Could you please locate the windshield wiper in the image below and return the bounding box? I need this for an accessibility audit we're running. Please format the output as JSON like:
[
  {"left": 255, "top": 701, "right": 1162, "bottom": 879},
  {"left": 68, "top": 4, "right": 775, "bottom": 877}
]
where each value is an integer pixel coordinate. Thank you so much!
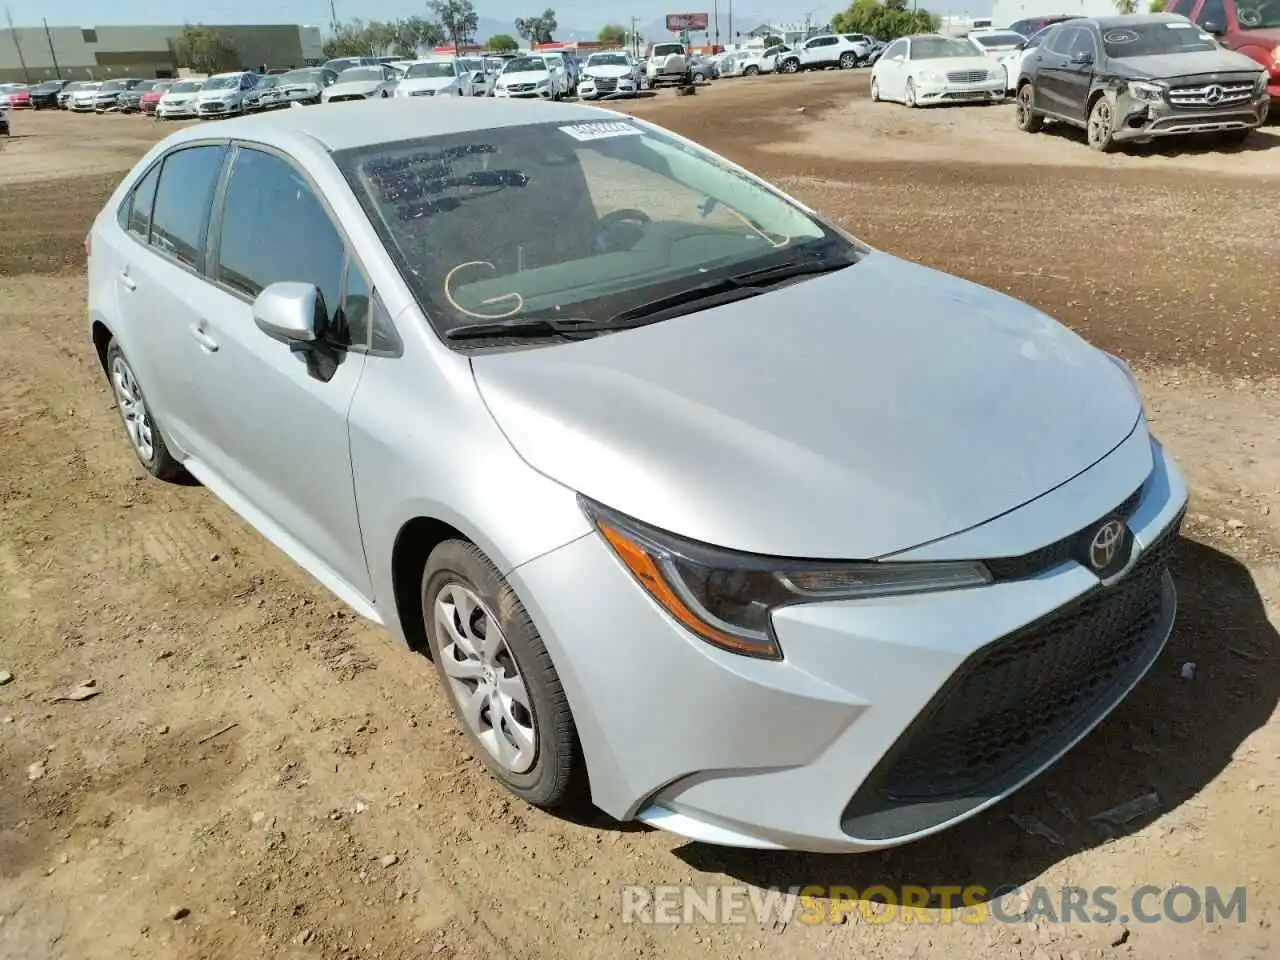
[{"left": 444, "top": 316, "right": 615, "bottom": 341}]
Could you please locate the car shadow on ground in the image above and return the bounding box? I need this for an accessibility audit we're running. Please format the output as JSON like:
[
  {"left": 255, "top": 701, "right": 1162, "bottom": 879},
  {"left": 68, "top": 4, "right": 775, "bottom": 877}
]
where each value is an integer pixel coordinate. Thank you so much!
[
  {"left": 663, "top": 537, "right": 1278, "bottom": 903},
  {"left": 1039, "top": 119, "right": 1278, "bottom": 155}
]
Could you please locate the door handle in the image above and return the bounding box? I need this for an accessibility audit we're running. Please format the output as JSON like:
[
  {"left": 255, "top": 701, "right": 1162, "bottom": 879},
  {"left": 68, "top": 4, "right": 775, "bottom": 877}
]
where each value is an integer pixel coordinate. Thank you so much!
[
  {"left": 120, "top": 271, "right": 137, "bottom": 291},
  {"left": 188, "top": 325, "right": 220, "bottom": 353}
]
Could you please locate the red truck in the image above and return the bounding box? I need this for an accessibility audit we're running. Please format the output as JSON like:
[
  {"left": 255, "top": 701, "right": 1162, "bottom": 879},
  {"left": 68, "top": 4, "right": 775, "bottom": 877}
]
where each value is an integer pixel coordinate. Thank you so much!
[{"left": 1164, "top": 0, "right": 1280, "bottom": 97}]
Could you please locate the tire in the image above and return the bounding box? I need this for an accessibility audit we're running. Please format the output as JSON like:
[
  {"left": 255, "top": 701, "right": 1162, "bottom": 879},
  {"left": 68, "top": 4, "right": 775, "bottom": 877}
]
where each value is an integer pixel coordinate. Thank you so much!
[
  {"left": 105, "top": 341, "right": 186, "bottom": 482},
  {"left": 904, "top": 79, "right": 918, "bottom": 108},
  {"left": 870, "top": 77, "right": 881, "bottom": 102},
  {"left": 743, "top": 65, "right": 760, "bottom": 76},
  {"left": 780, "top": 58, "right": 799, "bottom": 74},
  {"left": 692, "top": 72, "right": 708, "bottom": 85},
  {"left": 1087, "top": 95, "right": 1116, "bottom": 152},
  {"left": 422, "top": 540, "right": 587, "bottom": 809},
  {"left": 1015, "top": 83, "right": 1043, "bottom": 132},
  {"left": 839, "top": 52, "right": 857, "bottom": 69}
]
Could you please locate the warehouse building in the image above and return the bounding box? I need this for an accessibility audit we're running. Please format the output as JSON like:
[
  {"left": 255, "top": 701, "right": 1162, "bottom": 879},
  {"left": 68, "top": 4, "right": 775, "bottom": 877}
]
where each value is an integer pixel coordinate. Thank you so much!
[{"left": 0, "top": 23, "right": 323, "bottom": 83}]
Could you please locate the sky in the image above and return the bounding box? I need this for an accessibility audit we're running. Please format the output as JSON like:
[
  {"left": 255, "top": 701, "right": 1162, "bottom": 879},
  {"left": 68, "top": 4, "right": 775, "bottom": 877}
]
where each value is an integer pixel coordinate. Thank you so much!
[{"left": 16, "top": 0, "right": 995, "bottom": 34}]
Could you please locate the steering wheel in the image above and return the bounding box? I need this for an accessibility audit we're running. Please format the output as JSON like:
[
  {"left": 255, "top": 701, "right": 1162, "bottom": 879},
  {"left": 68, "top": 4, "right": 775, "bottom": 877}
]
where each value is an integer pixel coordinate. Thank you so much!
[{"left": 595, "top": 208, "right": 652, "bottom": 253}]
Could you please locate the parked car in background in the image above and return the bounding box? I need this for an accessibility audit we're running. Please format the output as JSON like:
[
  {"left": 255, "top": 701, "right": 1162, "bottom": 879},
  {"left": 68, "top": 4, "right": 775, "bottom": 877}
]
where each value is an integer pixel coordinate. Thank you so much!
[
  {"left": 1014, "top": 13, "right": 1270, "bottom": 150},
  {"left": 244, "top": 74, "right": 283, "bottom": 111},
  {"left": 1164, "top": 0, "right": 1280, "bottom": 99},
  {"left": 493, "top": 54, "right": 570, "bottom": 99},
  {"left": 729, "top": 44, "right": 792, "bottom": 75},
  {"left": 967, "top": 29, "right": 1028, "bottom": 59},
  {"left": 271, "top": 67, "right": 340, "bottom": 106},
  {"left": 321, "top": 56, "right": 380, "bottom": 74},
  {"left": 69, "top": 83, "right": 104, "bottom": 112},
  {"left": 871, "top": 33, "right": 1007, "bottom": 106},
  {"left": 58, "top": 81, "right": 88, "bottom": 108},
  {"left": 94, "top": 78, "right": 146, "bottom": 112},
  {"left": 193, "top": 71, "right": 259, "bottom": 118},
  {"left": 0, "top": 96, "right": 8, "bottom": 135},
  {"left": 139, "top": 80, "right": 174, "bottom": 114},
  {"left": 392, "top": 60, "right": 472, "bottom": 98},
  {"left": 578, "top": 50, "right": 641, "bottom": 98},
  {"left": 1008, "top": 13, "right": 1084, "bottom": 38},
  {"left": 539, "top": 50, "right": 581, "bottom": 94},
  {"left": 777, "top": 33, "right": 869, "bottom": 72},
  {"left": 645, "top": 41, "right": 692, "bottom": 86},
  {"left": 29, "top": 79, "right": 69, "bottom": 109},
  {"left": 689, "top": 54, "right": 718, "bottom": 83},
  {"left": 90, "top": 98, "right": 1189, "bottom": 855},
  {"left": 865, "top": 39, "right": 889, "bottom": 64},
  {"left": 118, "top": 79, "right": 166, "bottom": 114},
  {"left": 998, "top": 26, "right": 1052, "bottom": 93},
  {"left": 156, "top": 79, "right": 204, "bottom": 119},
  {"left": 322, "top": 65, "right": 399, "bottom": 103},
  {"left": 1, "top": 84, "right": 31, "bottom": 110},
  {"left": 456, "top": 57, "right": 496, "bottom": 96}
]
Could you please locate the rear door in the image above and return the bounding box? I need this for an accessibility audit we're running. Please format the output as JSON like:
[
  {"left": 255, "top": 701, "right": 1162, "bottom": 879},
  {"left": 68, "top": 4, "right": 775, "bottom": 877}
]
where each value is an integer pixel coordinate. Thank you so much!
[
  {"left": 801, "top": 36, "right": 839, "bottom": 67},
  {"left": 1059, "top": 26, "right": 1099, "bottom": 122},
  {"left": 185, "top": 143, "right": 372, "bottom": 597}
]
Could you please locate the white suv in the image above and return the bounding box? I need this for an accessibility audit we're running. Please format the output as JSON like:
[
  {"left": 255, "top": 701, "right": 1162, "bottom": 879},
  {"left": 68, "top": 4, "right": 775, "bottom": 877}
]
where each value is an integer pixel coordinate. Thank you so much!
[{"left": 777, "top": 34, "right": 870, "bottom": 73}]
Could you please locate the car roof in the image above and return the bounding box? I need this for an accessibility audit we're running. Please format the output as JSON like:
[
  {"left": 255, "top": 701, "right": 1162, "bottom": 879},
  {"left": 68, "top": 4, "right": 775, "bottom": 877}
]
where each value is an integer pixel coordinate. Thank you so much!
[
  {"left": 1089, "top": 13, "right": 1183, "bottom": 28},
  {"left": 161, "top": 96, "right": 623, "bottom": 152}
]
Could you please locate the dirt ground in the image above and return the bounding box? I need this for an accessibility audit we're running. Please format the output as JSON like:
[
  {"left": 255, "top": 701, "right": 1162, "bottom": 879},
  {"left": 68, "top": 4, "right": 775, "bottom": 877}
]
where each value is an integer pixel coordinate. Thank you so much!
[{"left": 1, "top": 73, "right": 1277, "bottom": 960}]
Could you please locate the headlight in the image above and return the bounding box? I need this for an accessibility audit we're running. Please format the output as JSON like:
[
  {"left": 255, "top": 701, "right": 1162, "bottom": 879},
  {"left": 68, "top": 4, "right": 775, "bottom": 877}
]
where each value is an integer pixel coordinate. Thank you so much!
[
  {"left": 918, "top": 70, "right": 944, "bottom": 83},
  {"left": 582, "top": 497, "right": 991, "bottom": 660},
  {"left": 1126, "top": 80, "right": 1164, "bottom": 102},
  {"left": 1272, "top": 45, "right": 1280, "bottom": 70},
  {"left": 1257, "top": 72, "right": 1269, "bottom": 94}
]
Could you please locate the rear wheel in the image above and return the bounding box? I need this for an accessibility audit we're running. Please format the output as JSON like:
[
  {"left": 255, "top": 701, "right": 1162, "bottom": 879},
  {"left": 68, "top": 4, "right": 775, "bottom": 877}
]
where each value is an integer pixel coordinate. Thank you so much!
[
  {"left": 780, "top": 58, "right": 799, "bottom": 74},
  {"left": 839, "top": 51, "right": 857, "bottom": 69},
  {"left": 1015, "top": 83, "right": 1043, "bottom": 132},
  {"left": 423, "top": 540, "right": 587, "bottom": 809},
  {"left": 105, "top": 341, "right": 185, "bottom": 482},
  {"left": 743, "top": 64, "right": 760, "bottom": 76}
]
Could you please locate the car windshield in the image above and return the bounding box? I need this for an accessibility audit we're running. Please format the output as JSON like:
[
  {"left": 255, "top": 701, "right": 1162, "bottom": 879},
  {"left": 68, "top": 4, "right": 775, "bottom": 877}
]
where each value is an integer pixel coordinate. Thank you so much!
[
  {"left": 1101, "top": 21, "right": 1219, "bottom": 57},
  {"left": 280, "top": 69, "right": 322, "bottom": 84},
  {"left": 459, "top": 58, "right": 483, "bottom": 71},
  {"left": 1236, "top": 1, "right": 1280, "bottom": 28},
  {"left": 588, "top": 53, "right": 629, "bottom": 67},
  {"left": 203, "top": 76, "right": 239, "bottom": 89},
  {"left": 910, "top": 37, "right": 976, "bottom": 59},
  {"left": 99, "top": 81, "right": 124, "bottom": 92},
  {"left": 653, "top": 44, "right": 684, "bottom": 56},
  {"left": 335, "top": 119, "right": 856, "bottom": 340},
  {"left": 169, "top": 80, "right": 202, "bottom": 93},
  {"left": 339, "top": 67, "right": 385, "bottom": 83},
  {"left": 972, "top": 32, "right": 1024, "bottom": 47},
  {"left": 407, "top": 61, "right": 457, "bottom": 78},
  {"left": 503, "top": 56, "right": 545, "bottom": 73},
  {"left": 257, "top": 76, "right": 281, "bottom": 88},
  {"left": 132, "top": 80, "right": 158, "bottom": 92}
]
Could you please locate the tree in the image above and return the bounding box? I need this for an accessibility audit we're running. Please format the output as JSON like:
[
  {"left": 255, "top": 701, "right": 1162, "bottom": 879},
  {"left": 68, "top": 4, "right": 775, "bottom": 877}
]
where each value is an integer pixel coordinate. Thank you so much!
[
  {"left": 487, "top": 33, "right": 520, "bottom": 52},
  {"left": 597, "top": 24, "right": 627, "bottom": 46},
  {"left": 1147, "top": 0, "right": 1166, "bottom": 9},
  {"left": 322, "top": 20, "right": 372, "bottom": 58},
  {"left": 831, "top": 0, "right": 938, "bottom": 40},
  {"left": 760, "top": 34, "right": 784, "bottom": 47},
  {"left": 364, "top": 21, "right": 398, "bottom": 56},
  {"left": 1113, "top": 0, "right": 1139, "bottom": 11},
  {"left": 396, "top": 16, "right": 446, "bottom": 56},
  {"left": 429, "top": 0, "right": 480, "bottom": 50},
  {"left": 515, "top": 9, "right": 558, "bottom": 44},
  {"left": 172, "top": 25, "right": 240, "bottom": 75}
]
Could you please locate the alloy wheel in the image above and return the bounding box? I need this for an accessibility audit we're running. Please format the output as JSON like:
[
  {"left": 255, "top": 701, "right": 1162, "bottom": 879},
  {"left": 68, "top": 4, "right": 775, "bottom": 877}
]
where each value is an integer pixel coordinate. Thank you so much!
[
  {"left": 434, "top": 583, "right": 537, "bottom": 774},
  {"left": 110, "top": 355, "right": 155, "bottom": 464},
  {"left": 1088, "top": 99, "right": 1113, "bottom": 149}
]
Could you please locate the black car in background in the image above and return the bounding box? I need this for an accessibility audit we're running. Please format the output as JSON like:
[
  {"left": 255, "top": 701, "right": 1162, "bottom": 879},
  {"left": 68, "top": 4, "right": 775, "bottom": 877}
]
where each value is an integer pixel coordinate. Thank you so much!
[
  {"left": 30, "top": 79, "right": 69, "bottom": 109},
  {"left": 244, "top": 74, "right": 285, "bottom": 111},
  {"left": 116, "top": 79, "right": 164, "bottom": 113},
  {"left": 1013, "top": 13, "right": 1270, "bottom": 151}
]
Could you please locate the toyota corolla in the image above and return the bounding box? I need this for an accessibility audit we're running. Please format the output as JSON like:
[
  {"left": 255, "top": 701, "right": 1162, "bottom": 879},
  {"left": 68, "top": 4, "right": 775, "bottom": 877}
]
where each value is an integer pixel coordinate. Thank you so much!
[{"left": 87, "top": 99, "right": 1188, "bottom": 853}]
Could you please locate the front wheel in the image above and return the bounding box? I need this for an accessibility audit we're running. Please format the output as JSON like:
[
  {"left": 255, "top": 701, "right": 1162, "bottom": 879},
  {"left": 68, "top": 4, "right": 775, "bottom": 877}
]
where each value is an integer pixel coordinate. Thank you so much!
[
  {"left": 1087, "top": 96, "right": 1116, "bottom": 152},
  {"left": 870, "top": 77, "right": 881, "bottom": 102},
  {"left": 1014, "top": 83, "right": 1043, "bottom": 132},
  {"left": 904, "top": 79, "right": 918, "bottom": 108},
  {"left": 780, "top": 58, "right": 799, "bottom": 74},
  {"left": 423, "top": 540, "right": 587, "bottom": 809}
]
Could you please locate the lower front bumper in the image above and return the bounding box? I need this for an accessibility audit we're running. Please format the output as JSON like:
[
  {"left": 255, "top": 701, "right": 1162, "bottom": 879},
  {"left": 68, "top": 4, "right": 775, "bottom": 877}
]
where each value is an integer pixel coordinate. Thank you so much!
[
  {"left": 916, "top": 80, "right": 1006, "bottom": 104},
  {"left": 508, "top": 435, "right": 1188, "bottom": 853},
  {"left": 1115, "top": 93, "right": 1269, "bottom": 140},
  {"left": 494, "top": 89, "right": 554, "bottom": 99}
]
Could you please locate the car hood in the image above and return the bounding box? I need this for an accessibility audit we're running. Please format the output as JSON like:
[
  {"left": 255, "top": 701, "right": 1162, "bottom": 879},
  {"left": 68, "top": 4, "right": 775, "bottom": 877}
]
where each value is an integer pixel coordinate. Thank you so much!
[
  {"left": 399, "top": 76, "right": 458, "bottom": 91},
  {"left": 326, "top": 80, "right": 382, "bottom": 96},
  {"left": 918, "top": 55, "right": 1001, "bottom": 72},
  {"left": 196, "top": 88, "right": 240, "bottom": 100},
  {"left": 161, "top": 93, "right": 198, "bottom": 103},
  {"left": 1120, "top": 49, "right": 1267, "bottom": 78},
  {"left": 471, "top": 252, "right": 1141, "bottom": 559},
  {"left": 500, "top": 70, "right": 551, "bottom": 83},
  {"left": 585, "top": 65, "right": 634, "bottom": 78}
]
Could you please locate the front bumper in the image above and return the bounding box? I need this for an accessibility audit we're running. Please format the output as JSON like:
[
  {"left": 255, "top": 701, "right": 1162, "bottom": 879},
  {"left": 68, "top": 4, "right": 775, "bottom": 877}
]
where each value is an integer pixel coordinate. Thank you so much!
[
  {"left": 915, "top": 77, "right": 1006, "bottom": 104},
  {"left": 156, "top": 103, "right": 197, "bottom": 118},
  {"left": 508, "top": 433, "right": 1188, "bottom": 853},
  {"left": 69, "top": 100, "right": 99, "bottom": 112},
  {"left": 494, "top": 86, "right": 554, "bottom": 99},
  {"left": 579, "top": 79, "right": 638, "bottom": 98},
  {"left": 196, "top": 101, "right": 242, "bottom": 117},
  {"left": 1114, "top": 90, "right": 1269, "bottom": 141}
]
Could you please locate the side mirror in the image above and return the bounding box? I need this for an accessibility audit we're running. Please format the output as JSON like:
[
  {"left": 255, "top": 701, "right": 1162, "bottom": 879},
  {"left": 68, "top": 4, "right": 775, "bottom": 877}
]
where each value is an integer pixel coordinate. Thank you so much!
[
  {"left": 1070, "top": 51, "right": 1094, "bottom": 66},
  {"left": 1201, "top": 20, "right": 1224, "bottom": 35},
  {"left": 254, "top": 282, "right": 323, "bottom": 344},
  {"left": 473, "top": 71, "right": 485, "bottom": 82}
]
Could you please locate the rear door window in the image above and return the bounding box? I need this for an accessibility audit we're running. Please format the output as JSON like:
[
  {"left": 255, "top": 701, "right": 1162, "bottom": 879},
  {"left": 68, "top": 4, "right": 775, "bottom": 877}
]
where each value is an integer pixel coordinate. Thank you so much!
[{"left": 148, "top": 144, "right": 227, "bottom": 268}]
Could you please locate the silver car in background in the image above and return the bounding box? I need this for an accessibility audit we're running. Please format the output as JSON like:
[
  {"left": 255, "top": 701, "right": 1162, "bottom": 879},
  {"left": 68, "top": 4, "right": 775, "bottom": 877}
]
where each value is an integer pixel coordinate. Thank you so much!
[
  {"left": 272, "top": 67, "right": 340, "bottom": 106},
  {"left": 322, "top": 64, "right": 400, "bottom": 104},
  {"left": 87, "top": 99, "right": 1187, "bottom": 854}
]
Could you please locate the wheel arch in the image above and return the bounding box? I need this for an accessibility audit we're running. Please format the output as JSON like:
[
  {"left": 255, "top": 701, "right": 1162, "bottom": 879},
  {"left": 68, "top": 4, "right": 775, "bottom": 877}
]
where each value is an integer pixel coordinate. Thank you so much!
[
  {"left": 1086, "top": 84, "right": 1112, "bottom": 116},
  {"left": 91, "top": 318, "right": 114, "bottom": 372},
  {"left": 390, "top": 515, "right": 474, "bottom": 656}
]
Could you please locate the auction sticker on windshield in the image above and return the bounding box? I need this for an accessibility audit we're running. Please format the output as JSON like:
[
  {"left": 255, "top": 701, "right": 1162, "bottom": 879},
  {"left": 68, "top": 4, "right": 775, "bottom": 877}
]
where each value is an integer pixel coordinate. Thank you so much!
[{"left": 559, "top": 121, "right": 644, "bottom": 141}]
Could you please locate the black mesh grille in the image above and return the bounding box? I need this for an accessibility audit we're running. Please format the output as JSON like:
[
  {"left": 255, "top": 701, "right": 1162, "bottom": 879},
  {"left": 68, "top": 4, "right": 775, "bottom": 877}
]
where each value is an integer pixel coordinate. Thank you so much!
[
  {"left": 986, "top": 485, "right": 1143, "bottom": 582},
  {"left": 844, "top": 514, "right": 1181, "bottom": 832}
]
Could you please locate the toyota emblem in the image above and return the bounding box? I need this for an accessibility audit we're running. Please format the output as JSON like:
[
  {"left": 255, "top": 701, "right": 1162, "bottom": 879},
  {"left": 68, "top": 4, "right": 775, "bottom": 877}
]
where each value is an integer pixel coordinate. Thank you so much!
[
  {"left": 1089, "top": 519, "right": 1126, "bottom": 571},
  {"left": 1204, "top": 84, "right": 1224, "bottom": 104}
]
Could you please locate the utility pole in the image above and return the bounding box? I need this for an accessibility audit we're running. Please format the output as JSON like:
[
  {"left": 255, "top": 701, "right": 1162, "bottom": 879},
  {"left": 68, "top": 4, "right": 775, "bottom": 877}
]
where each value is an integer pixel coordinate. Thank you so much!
[
  {"left": 42, "top": 18, "right": 61, "bottom": 78},
  {"left": 728, "top": 0, "right": 733, "bottom": 50},
  {"left": 713, "top": 0, "right": 719, "bottom": 47},
  {"left": 630, "top": 15, "right": 639, "bottom": 57},
  {"left": 328, "top": 0, "right": 339, "bottom": 34},
  {"left": 5, "top": 6, "right": 31, "bottom": 83}
]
